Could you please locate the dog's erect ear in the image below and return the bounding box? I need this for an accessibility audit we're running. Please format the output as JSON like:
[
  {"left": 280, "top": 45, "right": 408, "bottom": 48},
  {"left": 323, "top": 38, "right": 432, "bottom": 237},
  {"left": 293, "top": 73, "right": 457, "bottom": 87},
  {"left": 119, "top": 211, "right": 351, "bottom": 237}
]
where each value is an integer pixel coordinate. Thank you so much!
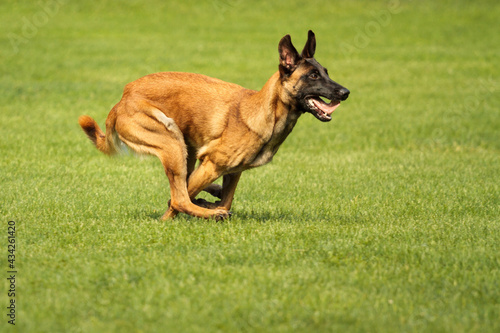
[
  {"left": 278, "top": 34, "right": 301, "bottom": 76},
  {"left": 301, "top": 30, "right": 316, "bottom": 59}
]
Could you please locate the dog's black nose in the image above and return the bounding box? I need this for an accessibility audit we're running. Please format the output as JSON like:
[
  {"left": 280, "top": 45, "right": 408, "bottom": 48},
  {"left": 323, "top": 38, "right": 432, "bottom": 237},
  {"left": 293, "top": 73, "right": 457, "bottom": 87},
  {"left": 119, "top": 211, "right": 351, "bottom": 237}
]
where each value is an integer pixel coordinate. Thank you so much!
[{"left": 338, "top": 87, "right": 350, "bottom": 101}]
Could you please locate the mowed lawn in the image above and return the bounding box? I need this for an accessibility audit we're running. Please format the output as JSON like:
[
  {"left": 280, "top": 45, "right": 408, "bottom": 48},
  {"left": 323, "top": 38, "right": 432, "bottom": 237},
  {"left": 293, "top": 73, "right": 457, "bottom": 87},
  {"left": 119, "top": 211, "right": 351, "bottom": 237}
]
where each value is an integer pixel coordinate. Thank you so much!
[{"left": 1, "top": 0, "right": 499, "bottom": 332}]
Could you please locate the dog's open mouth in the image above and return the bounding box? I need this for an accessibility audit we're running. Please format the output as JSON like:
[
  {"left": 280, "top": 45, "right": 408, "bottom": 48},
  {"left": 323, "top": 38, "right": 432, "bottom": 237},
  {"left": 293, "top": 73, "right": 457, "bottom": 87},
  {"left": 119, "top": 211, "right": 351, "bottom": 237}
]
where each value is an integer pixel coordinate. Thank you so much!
[{"left": 306, "top": 96, "right": 341, "bottom": 122}]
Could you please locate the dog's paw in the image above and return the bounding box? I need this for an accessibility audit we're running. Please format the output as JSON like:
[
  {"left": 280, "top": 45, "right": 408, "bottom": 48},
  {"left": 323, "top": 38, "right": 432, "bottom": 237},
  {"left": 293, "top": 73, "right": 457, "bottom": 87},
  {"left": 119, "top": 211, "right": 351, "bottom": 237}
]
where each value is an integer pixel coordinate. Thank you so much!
[{"left": 214, "top": 209, "right": 232, "bottom": 221}]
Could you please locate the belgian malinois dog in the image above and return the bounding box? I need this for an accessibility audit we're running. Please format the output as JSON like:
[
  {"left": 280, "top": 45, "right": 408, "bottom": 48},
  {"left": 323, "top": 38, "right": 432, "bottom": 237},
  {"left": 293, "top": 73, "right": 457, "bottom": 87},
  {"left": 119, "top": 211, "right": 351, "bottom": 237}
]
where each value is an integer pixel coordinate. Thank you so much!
[{"left": 79, "top": 30, "right": 349, "bottom": 220}]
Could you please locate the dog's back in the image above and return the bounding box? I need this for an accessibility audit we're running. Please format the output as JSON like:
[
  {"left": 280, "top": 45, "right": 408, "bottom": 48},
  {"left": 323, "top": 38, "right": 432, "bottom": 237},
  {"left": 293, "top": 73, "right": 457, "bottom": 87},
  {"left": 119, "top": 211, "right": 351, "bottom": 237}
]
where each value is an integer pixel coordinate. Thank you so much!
[{"left": 118, "top": 72, "right": 256, "bottom": 144}]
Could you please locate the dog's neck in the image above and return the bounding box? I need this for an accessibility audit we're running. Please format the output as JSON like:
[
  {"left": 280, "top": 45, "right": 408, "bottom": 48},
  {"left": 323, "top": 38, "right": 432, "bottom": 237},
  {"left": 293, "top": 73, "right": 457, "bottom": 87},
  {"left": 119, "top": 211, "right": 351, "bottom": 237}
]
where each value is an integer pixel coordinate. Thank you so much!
[
  {"left": 238, "top": 72, "right": 301, "bottom": 168},
  {"left": 240, "top": 72, "right": 301, "bottom": 142}
]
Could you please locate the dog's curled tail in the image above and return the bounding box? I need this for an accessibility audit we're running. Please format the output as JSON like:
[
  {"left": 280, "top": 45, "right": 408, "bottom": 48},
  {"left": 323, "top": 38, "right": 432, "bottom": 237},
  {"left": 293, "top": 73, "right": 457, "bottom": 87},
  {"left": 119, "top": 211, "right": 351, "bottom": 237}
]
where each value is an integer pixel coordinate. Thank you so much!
[{"left": 78, "top": 112, "right": 118, "bottom": 155}]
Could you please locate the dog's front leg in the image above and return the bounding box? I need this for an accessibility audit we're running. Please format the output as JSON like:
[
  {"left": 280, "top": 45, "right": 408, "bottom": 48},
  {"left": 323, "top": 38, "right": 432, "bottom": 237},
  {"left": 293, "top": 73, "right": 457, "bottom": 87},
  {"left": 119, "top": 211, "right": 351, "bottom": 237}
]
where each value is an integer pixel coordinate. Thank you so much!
[
  {"left": 203, "top": 183, "right": 223, "bottom": 199},
  {"left": 183, "top": 158, "right": 232, "bottom": 220},
  {"left": 187, "top": 158, "right": 223, "bottom": 199},
  {"left": 192, "top": 172, "right": 241, "bottom": 211},
  {"left": 160, "top": 157, "right": 229, "bottom": 221},
  {"left": 219, "top": 172, "right": 241, "bottom": 210}
]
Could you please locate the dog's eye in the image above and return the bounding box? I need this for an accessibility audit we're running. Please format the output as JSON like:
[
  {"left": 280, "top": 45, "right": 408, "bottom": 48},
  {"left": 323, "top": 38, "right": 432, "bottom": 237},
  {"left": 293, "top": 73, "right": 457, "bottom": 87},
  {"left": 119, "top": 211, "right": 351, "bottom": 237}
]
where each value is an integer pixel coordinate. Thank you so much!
[{"left": 309, "top": 72, "right": 320, "bottom": 80}]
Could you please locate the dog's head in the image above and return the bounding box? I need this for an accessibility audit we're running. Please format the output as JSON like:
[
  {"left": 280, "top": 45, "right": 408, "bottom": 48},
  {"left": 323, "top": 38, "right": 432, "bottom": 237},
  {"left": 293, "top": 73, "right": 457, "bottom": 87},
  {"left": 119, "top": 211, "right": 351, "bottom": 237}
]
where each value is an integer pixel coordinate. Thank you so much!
[{"left": 278, "top": 30, "right": 349, "bottom": 122}]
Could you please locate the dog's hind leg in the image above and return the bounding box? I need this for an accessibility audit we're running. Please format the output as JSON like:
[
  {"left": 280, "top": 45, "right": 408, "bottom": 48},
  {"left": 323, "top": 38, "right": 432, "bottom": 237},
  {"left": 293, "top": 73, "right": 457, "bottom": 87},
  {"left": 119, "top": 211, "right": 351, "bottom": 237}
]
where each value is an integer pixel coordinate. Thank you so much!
[{"left": 114, "top": 104, "right": 229, "bottom": 220}]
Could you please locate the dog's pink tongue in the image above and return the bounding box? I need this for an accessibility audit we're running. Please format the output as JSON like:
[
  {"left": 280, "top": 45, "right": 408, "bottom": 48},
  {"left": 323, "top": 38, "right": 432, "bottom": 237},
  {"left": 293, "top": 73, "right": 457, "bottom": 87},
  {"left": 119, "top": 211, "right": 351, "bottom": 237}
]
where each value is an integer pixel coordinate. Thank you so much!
[{"left": 312, "top": 99, "right": 340, "bottom": 115}]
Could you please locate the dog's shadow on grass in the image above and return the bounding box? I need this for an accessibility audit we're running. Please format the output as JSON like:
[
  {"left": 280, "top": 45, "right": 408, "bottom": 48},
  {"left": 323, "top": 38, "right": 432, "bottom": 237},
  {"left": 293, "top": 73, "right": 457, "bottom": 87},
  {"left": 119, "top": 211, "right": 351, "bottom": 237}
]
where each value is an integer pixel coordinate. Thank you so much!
[
  {"left": 139, "top": 209, "right": 288, "bottom": 223},
  {"left": 233, "top": 210, "right": 371, "bottom": 225},
  {"left": 140, "top": 208, "right": 370, "bottom": 225}
]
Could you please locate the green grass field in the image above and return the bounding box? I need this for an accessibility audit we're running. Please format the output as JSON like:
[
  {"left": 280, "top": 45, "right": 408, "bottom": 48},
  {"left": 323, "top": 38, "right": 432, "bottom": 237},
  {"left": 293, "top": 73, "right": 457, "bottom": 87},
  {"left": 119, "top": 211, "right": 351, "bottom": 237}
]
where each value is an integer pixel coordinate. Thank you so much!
[{"left": 1, "top": 0, "right": 499, "bottom": 332}]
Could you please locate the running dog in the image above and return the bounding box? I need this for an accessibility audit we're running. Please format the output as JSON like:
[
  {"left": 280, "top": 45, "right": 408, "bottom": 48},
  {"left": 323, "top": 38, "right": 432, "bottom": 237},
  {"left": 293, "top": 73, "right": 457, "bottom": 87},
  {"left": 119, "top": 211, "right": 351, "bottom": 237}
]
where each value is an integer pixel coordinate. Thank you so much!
[{"left": 78, "top": 30, "right": 350, "bottom": 220}]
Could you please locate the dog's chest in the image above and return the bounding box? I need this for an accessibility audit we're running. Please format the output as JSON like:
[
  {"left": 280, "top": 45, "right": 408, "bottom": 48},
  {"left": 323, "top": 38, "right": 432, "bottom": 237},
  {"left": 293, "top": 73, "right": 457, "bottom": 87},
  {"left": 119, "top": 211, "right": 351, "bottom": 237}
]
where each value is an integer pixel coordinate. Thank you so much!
[{"left": 249, "top": 112, "right": 299, "bottom": 168}]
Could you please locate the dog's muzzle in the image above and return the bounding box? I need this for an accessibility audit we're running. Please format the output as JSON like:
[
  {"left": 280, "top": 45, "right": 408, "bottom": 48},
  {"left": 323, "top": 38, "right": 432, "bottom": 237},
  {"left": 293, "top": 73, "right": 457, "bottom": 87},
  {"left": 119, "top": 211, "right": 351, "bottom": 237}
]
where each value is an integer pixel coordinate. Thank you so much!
[{"left": 305, "top": 88, "right": 349, "bottom": 122}]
